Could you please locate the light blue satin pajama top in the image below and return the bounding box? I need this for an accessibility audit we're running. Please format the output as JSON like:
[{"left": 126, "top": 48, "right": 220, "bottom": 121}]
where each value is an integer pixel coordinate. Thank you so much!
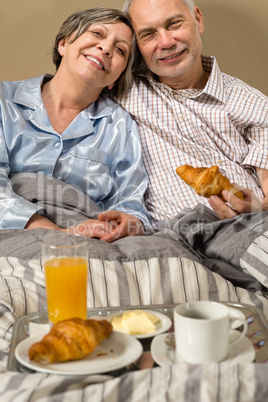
[{"left": 0, "top": 75, "right": 151, "bottom": 229}]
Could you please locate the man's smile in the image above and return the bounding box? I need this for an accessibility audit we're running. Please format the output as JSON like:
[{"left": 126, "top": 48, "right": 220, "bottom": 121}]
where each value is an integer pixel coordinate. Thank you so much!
[{"left": 159, "top": 49, "right": 185, "bottom": 61}]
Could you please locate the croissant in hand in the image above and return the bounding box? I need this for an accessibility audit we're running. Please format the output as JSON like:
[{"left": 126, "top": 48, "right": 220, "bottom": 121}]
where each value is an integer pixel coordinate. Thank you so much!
[
  {"left": 176, "top": 165, "right": 244, "bottom": 200},
  {"left": 28, "top": 317, "right": 113, "bottom": 364}
]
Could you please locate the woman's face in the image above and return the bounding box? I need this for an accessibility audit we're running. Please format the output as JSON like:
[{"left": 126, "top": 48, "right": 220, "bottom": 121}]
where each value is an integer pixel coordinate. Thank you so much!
[{"left": 58, "top": 21, "right": 133, "bottom": 91}]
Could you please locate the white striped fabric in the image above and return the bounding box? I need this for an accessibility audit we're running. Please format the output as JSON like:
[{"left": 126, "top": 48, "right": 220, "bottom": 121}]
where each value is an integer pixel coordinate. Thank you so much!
[
  {"left": 241, "top": 231, "right": 268, "bottom": 287},
  {"left": 0, "top": 360, "right": 266, "bottom": 401}
]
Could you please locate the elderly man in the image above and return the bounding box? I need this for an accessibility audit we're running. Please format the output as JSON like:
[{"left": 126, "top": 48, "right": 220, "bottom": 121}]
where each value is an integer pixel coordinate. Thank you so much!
[{"left": 120, "top": 0, "right": 268, "bottom": 225}]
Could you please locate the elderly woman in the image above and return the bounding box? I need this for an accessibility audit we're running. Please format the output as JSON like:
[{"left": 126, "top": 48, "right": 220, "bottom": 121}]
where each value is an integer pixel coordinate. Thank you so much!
[{"left": 0, "top": 8, "right": 150, "bottom": 242}]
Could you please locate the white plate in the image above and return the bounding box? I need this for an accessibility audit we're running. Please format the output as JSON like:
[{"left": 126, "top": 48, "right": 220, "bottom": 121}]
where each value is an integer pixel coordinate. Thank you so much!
[
  {"left": 15, "top": 331, "right": 143, "bottom": 375},
  {"left": 151, "top": 330, "right": 255, "bottom": 366},
  {"left": 103, "top": 310, "right": 172, "bottom": 339}
]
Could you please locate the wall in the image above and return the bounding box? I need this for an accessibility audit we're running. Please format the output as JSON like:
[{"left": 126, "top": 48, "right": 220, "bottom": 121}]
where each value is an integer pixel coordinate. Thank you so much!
[
  {"left": 0, "top": 0, "right": 125, "bottom": 80},
  {"left": 0, "top": 0, "right": 267, "bottom": 95},
  {"left": 197, "top": 0, "right": 268, "bottom": 95}
]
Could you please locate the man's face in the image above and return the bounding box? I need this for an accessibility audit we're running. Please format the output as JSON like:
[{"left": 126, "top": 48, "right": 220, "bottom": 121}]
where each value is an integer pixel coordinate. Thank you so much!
[{"left": 129, "top": 0, "right": 204, "bottom": 88}]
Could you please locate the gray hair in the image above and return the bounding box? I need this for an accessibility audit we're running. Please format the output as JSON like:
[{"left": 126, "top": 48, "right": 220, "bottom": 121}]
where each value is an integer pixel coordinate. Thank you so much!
[
  {"left": 122, "top": 0, "right": 196, "bottom": 76},
  {"left": 122, "top": 0, "right": 195, "bottom": 14},
  {"left": 53, "top": 8, "right": 135, "bottom": 97}
]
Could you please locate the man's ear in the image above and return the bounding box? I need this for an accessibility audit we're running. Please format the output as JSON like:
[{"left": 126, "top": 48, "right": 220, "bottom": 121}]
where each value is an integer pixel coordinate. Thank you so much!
[{"left": 194, "top": 7, "right": 205, "bottom": 34}]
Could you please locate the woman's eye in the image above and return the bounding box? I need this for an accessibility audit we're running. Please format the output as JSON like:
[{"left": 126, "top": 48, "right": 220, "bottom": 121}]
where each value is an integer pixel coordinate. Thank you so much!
[
  {"left": 116, "top": 47, "right": 125, "bottom": 56},
  {"left": 92, "top": 31, "right": 103, "bottom": 37}
]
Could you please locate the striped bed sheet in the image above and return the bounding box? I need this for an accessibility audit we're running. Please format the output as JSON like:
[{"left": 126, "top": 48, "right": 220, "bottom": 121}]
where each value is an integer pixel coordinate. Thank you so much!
[
  {"left": 0, "top": 174, "right": 267, "bottom": 400},
  {"left": 0, "top": 248, "right": 268, "bottom": 401}
]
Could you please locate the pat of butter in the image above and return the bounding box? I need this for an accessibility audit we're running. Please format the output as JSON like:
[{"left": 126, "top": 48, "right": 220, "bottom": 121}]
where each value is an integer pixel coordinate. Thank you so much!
[
  {"left": 111, "top": 316, "right": 125, "bottom": 330},
  {"left": 111, "top": 310, "right": 160, "bottom": 335},
  {"left": 124, "top": 310, "right": 160, "bottom": 324},
  {"left": 122, "top": 313, "right": 155, "bottom": 334}
]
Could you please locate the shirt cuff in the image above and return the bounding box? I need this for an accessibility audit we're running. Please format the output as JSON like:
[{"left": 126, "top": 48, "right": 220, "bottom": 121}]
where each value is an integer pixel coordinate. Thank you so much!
[{"left": 0, "top": 201, "right": 45, "bottom": 229}]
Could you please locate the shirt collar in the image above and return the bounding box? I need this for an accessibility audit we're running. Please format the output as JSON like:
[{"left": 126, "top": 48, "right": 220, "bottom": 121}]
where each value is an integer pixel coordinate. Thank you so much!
[
  {"left": 200, "top": 56, "right": 226, "bottom": 103},
  {"left": 86, "top": 95, "right": 113, "bottom": 119},
  {"left": 13, "top": 74, "right": 52, "bottom": 109},
  {"left": 139, "top": 56, "right": 226, "bottom": 103},
  {"left": 13, "top": 74, "right": 113, "bottom": 119}
]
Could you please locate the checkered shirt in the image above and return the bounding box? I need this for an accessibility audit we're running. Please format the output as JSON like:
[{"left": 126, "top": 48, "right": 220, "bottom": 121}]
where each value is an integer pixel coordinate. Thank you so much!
[{"left": 118, "top": 56, "right": 268, "bottom": 224}]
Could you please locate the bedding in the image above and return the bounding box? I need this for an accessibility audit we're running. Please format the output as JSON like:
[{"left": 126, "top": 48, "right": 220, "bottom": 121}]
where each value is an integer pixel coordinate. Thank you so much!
[{"left": 0, "top": 173, "right": 268, "bottom": 401}]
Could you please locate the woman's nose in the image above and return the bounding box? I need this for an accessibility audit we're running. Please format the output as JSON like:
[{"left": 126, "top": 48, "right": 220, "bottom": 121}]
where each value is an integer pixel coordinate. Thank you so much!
[{"left": 97, "top": 42, "right": 112, "bottom": 56}]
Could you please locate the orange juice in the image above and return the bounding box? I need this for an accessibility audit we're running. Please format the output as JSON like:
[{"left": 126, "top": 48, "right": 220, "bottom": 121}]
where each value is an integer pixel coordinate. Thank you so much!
[{"left": 44, "top": 256, "right": 88, "bottom": 324}]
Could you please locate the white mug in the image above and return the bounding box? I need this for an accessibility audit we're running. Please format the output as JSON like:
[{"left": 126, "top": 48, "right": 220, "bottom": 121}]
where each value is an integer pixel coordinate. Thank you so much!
[{"left": 174, "top": 301, "right": 248, "bottom": 363}]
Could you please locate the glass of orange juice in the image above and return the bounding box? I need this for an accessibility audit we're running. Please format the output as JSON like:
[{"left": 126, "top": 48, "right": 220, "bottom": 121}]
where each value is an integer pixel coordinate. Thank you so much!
[{"left": 42, "top": 233, "right": 88, "bottom": 325}]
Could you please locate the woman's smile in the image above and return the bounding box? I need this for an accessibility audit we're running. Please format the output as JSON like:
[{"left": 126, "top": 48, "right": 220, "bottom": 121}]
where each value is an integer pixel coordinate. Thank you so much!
[{"left": 84, "top": 54, "right": 105, "bottom": 71}]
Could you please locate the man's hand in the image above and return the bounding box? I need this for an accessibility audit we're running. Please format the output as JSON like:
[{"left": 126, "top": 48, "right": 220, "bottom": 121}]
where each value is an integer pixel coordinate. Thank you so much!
[
  {"left": 25, "top": 211, "right": 144, "bottom": 242},
  {"left": 97, "top": 210, "right": 144, "bottom": 242},
  {"left": 209, "top": 186, "right": 267, "bottom": 220},
  {"left": 25, "top": 214, "right": 118, "bottom": 239},
  {"left": 65, "top": 219, "right": 118, "bottom": 239}
]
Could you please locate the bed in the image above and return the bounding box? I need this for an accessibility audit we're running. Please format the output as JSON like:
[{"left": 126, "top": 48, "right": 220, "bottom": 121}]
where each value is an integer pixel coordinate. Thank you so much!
[{"left": 1, "top": 173, "right": 268, "bottom": 401}]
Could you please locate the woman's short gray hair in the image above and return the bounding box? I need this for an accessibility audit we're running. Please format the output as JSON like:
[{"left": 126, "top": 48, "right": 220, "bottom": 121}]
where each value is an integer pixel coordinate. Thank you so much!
[
  {"left": 53, "top": 8, "right": 135, "bottom": 97},
  {"left": 122, "top": 0, "right": 195, "bottom": 15}
]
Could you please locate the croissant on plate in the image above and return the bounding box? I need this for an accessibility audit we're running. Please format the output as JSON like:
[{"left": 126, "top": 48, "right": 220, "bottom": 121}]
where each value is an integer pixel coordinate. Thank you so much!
[
  {"left": 176, "top": 164, "right": 244, "bottom": 200},
  {"left": 28, "top": 317, "right": 113, "bottom": 364}
]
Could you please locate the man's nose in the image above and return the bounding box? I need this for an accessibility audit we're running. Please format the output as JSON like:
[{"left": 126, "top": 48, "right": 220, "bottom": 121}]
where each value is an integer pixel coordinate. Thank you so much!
[{"left": 158, "top": 30, "right": 175, "bottom": 49}]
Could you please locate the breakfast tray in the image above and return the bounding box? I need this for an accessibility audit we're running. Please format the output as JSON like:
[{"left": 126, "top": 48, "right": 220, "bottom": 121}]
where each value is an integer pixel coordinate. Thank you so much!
[{"left": 7, "top": 302, "right": 268, "bottom": 373}]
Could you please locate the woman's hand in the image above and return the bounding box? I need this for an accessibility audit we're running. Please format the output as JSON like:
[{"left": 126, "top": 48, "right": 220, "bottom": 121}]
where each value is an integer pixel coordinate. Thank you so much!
[
  {"left": 64, "top": 219, "right": 118, "bottom": 239},
  {"left": 209, "top": 185, "right": 267, "bottom": 220},
  {"left": 25, "top": 211, "right": 143, "bottom": 242},
  {"left": 97, "top": 210, "right": 144, "bottom": 242},
  {"left": 25, "top": 214, "right": 118, "bottom": 239}
]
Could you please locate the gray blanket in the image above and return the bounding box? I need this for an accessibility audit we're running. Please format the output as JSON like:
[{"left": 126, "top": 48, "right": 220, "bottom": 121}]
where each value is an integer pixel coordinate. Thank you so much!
[{"left": 6, "top": 173, "right": 268, "bottom": 294}]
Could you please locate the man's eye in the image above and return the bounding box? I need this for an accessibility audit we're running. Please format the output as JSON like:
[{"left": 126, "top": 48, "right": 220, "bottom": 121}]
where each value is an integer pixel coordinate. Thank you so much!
[
  {"left": 168, "top": 20, "right": 182, "bottom": 28},
  {"left": 140, "top": 32, "right": 153, "bottom": 40}
]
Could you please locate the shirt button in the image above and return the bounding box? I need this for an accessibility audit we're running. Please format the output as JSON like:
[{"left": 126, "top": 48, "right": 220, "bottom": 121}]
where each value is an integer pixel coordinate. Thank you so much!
[
  {"left": 54, "top": 142, "right": 60, "bottom": 149},
  {"left": 179, "top": 114, "right": 185, "bottom": 120},
  {"left": 217, "top": 160, "right": 223, "bottom": 165}
]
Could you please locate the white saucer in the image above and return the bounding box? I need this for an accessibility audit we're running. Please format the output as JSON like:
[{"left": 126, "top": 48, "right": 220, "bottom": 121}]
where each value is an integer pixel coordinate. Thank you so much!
[{"left": 151, "top": 330, "right": 255, "bottom": 366}]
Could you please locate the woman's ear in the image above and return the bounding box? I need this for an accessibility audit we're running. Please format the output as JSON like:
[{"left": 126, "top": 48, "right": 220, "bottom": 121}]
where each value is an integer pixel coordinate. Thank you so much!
[
  {"left": 58, "top": 39, "right": 67, "bottom": 57},
  {"left": 107, "top": 80, "right": 117, "bottom": 91}
]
